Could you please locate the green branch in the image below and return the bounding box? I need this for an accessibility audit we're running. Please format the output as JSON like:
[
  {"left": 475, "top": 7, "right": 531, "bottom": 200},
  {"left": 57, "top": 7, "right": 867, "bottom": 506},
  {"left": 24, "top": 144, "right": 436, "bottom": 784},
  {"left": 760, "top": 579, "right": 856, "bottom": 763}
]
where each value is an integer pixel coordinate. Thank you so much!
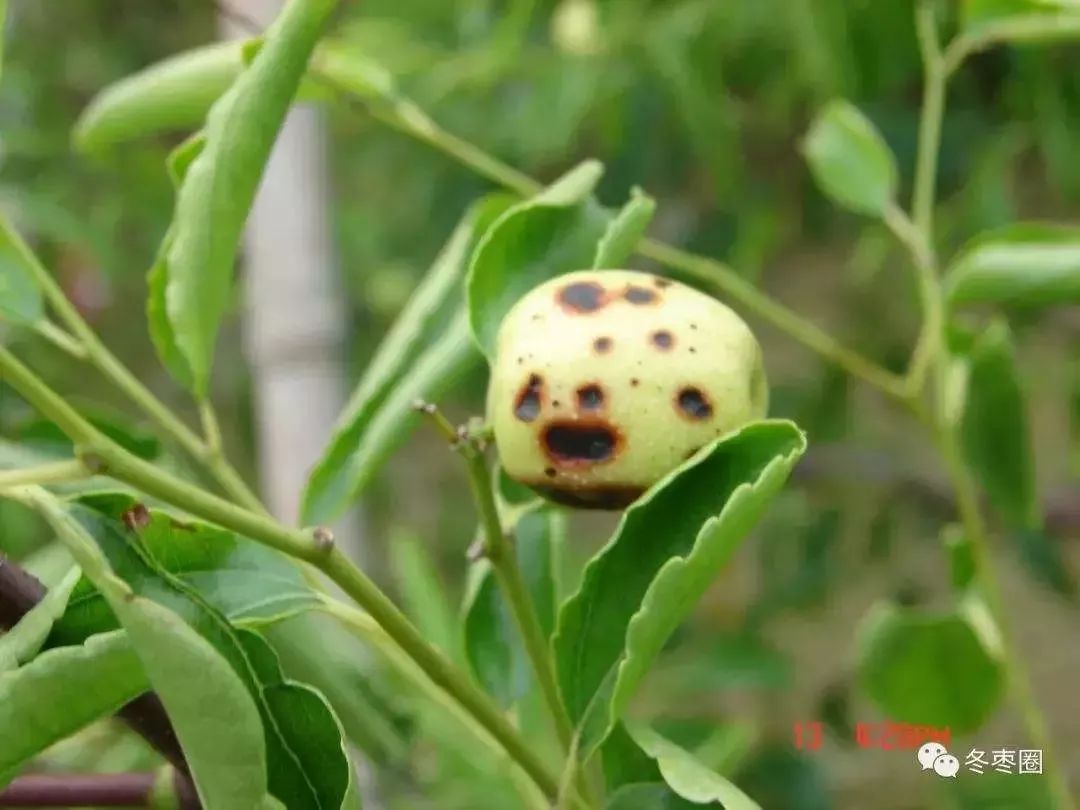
[
  {"left": 0, "top": 216, "right": 265, "bottom": 514},
  {"left": 0, "top": 460, "right": 88, "bottom": 490},
  {"left": 416, "top": 402, "right": 575, "bottom": 751},
  {"left": 312, "top": 66, "right": 907, "bottom": 402},
  {"left": 0, "top": 345, "right": 561, "bottom": 801}
]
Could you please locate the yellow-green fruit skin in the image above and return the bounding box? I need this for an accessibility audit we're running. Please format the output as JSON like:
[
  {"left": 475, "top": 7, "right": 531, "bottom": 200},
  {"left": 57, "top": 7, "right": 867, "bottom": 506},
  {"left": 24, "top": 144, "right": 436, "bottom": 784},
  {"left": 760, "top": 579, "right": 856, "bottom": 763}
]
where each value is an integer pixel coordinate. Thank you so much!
[{"left": 488, "top": 269, "right": 767, "bottom": 509}]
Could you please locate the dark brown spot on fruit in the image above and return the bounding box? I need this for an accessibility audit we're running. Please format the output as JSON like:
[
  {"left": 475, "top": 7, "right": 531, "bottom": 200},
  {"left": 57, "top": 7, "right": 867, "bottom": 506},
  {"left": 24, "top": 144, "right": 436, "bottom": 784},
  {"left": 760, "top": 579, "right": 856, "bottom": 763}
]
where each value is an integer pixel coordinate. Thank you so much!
[
  {"left": 541, "top": 420, "right": 620, "bottom": 466},
  {"left": 528, "top": 482, "right": 645, "bottom": 510},
  {"left": 689, "top": 347, "right": 697, "bottom": 353},
  {"left": 624, "top": 285, "right": 657, "bottom": 304},
  {"left": 676, "top": 387, "right": 712, "bottom": 420},
  {"left": 558, "top": 281, "right": 605, "bottom": 313},
  {"left": 577, "top": 384, "right": 604, "bottom": 411},
  {"left": 552, "top": 399, "right": 561, "bottom": 407},
  {"left": 630, "top": 378, "right": 639, "bottom": 387},
  {"left": 653, "top": 276, "right": 672, "bottom": 289},
  {"left": 684, "top": 445, "right": 704, "bottom": 460},
  {"left": 544, "top": 466, "right": 557, "bottom": 478},
  {"left": 594, "top": 336, "right": 612, "bottom": 353},
  {"left": 651, "top": 330, "right": 674, "bottom": 350},
  {"left": 514, "top": 374, "right": 543, "bottom": 422}
]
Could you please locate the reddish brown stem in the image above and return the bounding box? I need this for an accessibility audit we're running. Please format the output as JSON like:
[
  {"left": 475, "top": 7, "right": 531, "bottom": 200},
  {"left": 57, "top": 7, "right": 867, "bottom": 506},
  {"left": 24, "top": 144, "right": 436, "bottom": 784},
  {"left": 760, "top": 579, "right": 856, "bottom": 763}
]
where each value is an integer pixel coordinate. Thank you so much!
[{"left": 0, "top": 772, "right": 198, "bottom": 808}]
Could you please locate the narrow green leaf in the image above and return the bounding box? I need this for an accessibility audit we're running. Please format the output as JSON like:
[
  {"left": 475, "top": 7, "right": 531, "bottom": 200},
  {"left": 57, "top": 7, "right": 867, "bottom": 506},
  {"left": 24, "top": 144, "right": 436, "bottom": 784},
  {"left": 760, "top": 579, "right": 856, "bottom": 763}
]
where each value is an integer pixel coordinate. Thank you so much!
[
  {"left": 945, "top": 223, "right": 1080, "bottom": 308},
  {"left": 304, "top": 309, "right": 480, "bottom": 524},
  {"left": 463, "top": 508, "right": 557, "bottom": 707},
  {"left": 0, "top": 215, "right": 46, "bottom": 327},
  {"left": 802, "top": 100, "right": 898, "bottom": 217},
  {"left": 958, "top": 321, "right": 1040, "bottom": 529},
  {"left": 963, "top": 0, "right": 1080, "bottom": 37},
  {"left": 554, "top": 421, "right": 806, "bottom": 757},
  {"left": 301, "top": 196, "right": 511, "bottom": 524},
  {"left": 388, "top": 529, "right": 458, "bottom": 658},
  {"left": 855, "top": 600, "right": 1005, "bottom": 734},
  {"left": 467, "top": 160, "right": 607, "bottom": 357},
  {"left": 73, "top": 42, "right": 246, "bottom": 153},
  {"left": 0, "top": 567, "right": 80, "bottom": 671},
  {"left": 593, "top": 188, "right": 656, "bottom": 269},
  {"left": 628, "top": 725, "right": 760, "bottom": 809},
  {"left": 50, "top": 493, "right": 318, "bottom": 646},
  {"left": 0, "top": 630, "right": 146, "bottom": 787},
  {"left": 19, "top": 488, "right": 278, "bottom": 809},
  {"left": 153, "top": 0, "right": 337, "bottom": 396},
  {"left": 0, "top": 0, "right": 8, "bottom": 85}
]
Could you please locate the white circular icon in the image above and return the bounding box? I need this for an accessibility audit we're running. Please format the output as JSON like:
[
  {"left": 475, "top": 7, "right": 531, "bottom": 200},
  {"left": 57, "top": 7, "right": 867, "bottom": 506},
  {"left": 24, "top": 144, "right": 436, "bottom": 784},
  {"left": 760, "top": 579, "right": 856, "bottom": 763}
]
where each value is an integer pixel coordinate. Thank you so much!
[
  {"left": 917, "top": 742, "right": 947, "bottom": 771},
  {"left": 932, "top": 753, "right": 960, "bottom": 778}
]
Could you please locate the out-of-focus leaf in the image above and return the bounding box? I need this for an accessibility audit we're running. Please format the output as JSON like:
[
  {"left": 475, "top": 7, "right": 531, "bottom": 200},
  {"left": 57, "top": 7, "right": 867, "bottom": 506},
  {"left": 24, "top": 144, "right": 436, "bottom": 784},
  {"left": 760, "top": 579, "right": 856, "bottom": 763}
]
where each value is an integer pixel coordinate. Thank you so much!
[
  {"left": 462, "top": 507, "right": 557, "bottom": 707},
  {"left": 553, "top": 421, "right": 805, "bottom": 757},
  {"left": 802, "top": 100, "right": 897, "bottom": 217},
  {"left": 1011, "top": 527, "right": 1075, "bottom": 598},
  {"left": 942, "top": 767, "right": 1056, "bottom": 809},
  {"left": 467, "top": 160, "right": 606, "bottom": 358},
  {"left": 958, "top": 321, "right": 1039, "bottom": 529},
  {"left": 735, "top": 745, "right": 831, "bottom": 810},
  {"left": 49, "top": 493, "right": 318, "bottom": 646},
  {"left": 0, "top": 630, "right": 146, "bottom": 788},
  {"left": 302, "top": 196, "right": 510, "bottom": 525},
  {"left": 593, "top": 188, "right": 656, "bottom": 269},
  {"left": 963, "top": 0, "right": 1080, "bottom": 39},
  {"left": 945, "top": 224, "right": 1080, "bottom": 309},
  {"left": 0, "top": 215, "right": 46, "bottom": 327},
  {"left": 74, "top": 42, "right": 247, "bottom": 153},
  {"left": 389, "top": 529, "right": 457, "bottom": 659},
  {"left": 855, "top": 599, "right": 1005, "bottom": 734},
  {"left": 0, "top": 567, "right": 79, "bottom": 671},
  {"left": 150, "top": 0, "right": 337, "bottom": 397},
  {"left": 15, "top": 411, "right": 161, "bottom": 462},
  {"left": 942, "top": 524, "right": 976, "bottom": 592},
  {"left": 628, "top": 725, "right": 760, "bottom": 809}
]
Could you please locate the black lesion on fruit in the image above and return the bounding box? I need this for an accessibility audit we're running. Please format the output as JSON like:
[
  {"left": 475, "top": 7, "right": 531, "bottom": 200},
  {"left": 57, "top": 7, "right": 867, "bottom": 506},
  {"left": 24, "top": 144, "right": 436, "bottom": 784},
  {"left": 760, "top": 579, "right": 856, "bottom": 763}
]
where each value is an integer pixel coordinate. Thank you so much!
[
  {"left": 514, "top": 374, "right": 543, "bottom": 422},
  {"left": 577, "top": 384, "right": 604, "bottom": 411},
  {"left": 530, "top": 483, "right": 644, "bottom": 510},
  {"left": 558, "top": 281, "right": 606, "bottom": 313},
  {"left": 624, "top": 285, "right": 657, "bottom": 304},
  {"left": 653, "top": 276, "right": 672, "bottom": 289},
  {"left": 593, "top": 336, "right": 612, "bottom": 353},
  {"left": 542, "top": 421, "right": 619, "bottom": 465},
  {"left": 676, "top": 386, "right": 713, "bottom": 420},
  {"left": 544, "top": 466, "right": 557, "bottom": 477},
  {"left": 651, "top": 330, "right": 674, "bottom": 350}
]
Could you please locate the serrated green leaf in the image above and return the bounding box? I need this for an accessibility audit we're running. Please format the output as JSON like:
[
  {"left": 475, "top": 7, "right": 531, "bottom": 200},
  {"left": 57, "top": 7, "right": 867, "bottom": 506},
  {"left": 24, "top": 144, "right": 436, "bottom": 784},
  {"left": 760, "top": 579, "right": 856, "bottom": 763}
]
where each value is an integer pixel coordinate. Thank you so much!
[
  {"left": 467, "top": 160, "right": 607, "bottom": 358},
  {"left": 463, "top": 507, "right": 557, "bottom": 707},
  {"left": 151, "top": 0, "right": 337, "bottom": 397},
  {"left": 0, "top": 215, "right": 46, "bottom": 327},
  {"left": 0, "top": 630, "right": 146, "bottom": 787},
  {"left": 302, "top": 196, "right": 510, "bottom": 524},
  {"left": 303, "top": 309, "right": 479, "bottom": 524},
  {"left": 0, "top": 567, "right": 80, "bottom": 671},
  {"left": 945, "top": 223, "right": 1080, "bottom": 308},
  {"left": 554, "top": 421, "right": 805, "bottom": 757},
  {"left": 802, "top": 100, "right": 898, "bottom": 217},
  {"left": 49, "top": 493, "right": 318, "bottom": 646},
  {"left": 958, "top": 321, "right": 1040, "bottom": 529},
  {"left": 30, "top": 493, "right": 351, "bottom": 809},
  {"left": 628, "top": 725, "right": 760, "bottom": 809},
  {"left": 73, "top": 42, "right": 247, "bottom": 153},
  {"left": 855, "top": 601, "right": 1005, "bottom": 734},
  {"left": 593, "top": 188, "right": 656, "bottom": 269}
]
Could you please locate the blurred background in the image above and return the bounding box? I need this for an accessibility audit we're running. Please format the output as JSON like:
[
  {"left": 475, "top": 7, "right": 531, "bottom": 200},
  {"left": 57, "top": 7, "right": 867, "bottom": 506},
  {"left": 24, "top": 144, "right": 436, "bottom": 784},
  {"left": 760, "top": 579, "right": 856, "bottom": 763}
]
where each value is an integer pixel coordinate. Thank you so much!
[{"left": 0, "top": 1, "right": 1077, "bottom": 807}]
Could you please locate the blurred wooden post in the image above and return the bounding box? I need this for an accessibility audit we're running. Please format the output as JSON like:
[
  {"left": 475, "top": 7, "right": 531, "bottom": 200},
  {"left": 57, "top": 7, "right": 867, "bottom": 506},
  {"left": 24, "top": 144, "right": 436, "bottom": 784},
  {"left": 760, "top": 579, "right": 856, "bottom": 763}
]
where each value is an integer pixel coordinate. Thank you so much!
[{"left": 220, "top": 1, "right": 366, "bottom": 562}]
